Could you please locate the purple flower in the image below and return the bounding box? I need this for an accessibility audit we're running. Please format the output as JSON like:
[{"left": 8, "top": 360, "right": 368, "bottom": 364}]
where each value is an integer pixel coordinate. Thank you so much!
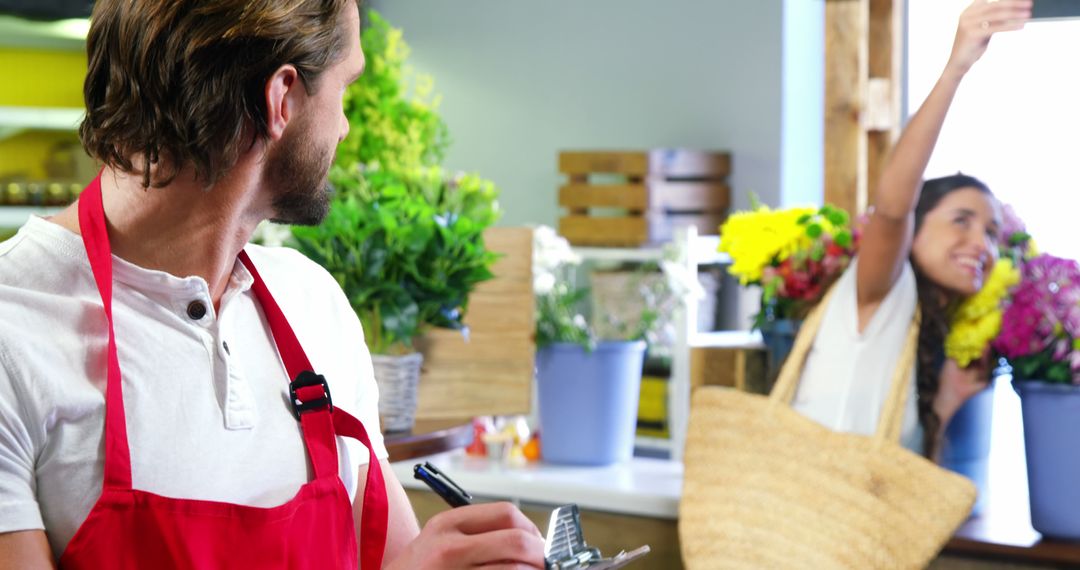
[
  {"left": 1000, "top": 203, "right": 1027, "bottom": 242},
  {"left": 994, "top": 254, "right": 1080, "bottom": 365}
]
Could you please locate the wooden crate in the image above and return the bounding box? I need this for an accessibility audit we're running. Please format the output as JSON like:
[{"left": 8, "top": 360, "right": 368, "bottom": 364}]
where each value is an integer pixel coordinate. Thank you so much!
[
  {"left": 689, "top": 331, "right": 768, "bottom": 395},
  {"left": 413, "top": 227, "right": 535, "bottom": 420},
  {"left": 558, "top": 149, "right": 731, "bottom": 246}
]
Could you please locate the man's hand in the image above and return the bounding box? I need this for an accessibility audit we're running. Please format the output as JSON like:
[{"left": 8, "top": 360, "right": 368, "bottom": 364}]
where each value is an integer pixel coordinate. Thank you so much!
[{"left": 384, "top": 502, "right": 546, "bottom": 569}]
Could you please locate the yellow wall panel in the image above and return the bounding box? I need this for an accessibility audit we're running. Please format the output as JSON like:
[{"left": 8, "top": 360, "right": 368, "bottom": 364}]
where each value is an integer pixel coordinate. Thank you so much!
[
  {"left": 0, "top": 47, "right": 87, "bottom": 180},
  {"left": 0, "top": 132, "right": 81, "bottom": 180},
  {"left": 0, "top": 47, "right": 86, "bottom": 107}
]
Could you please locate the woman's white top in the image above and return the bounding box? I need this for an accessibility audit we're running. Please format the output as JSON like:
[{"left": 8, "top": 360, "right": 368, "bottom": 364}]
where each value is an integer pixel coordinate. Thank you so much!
[{"left": 792, "top": 258, "right": 925, "bottom": 454}]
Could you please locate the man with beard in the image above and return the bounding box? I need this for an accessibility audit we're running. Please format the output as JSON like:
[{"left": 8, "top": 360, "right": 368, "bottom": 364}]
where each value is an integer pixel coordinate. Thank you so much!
[{"left": 0, "top": 1, "right": 546, "bottom": 568}]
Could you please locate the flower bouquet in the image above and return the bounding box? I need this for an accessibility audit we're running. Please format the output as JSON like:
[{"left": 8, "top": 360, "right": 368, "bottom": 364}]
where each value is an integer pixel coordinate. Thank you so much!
[
  {"left": 531, "top": 226, "right": 702, "bottom": 465},
  {"left": 533, "top": 225, "right": 703, "bottom": 354},
  {"left": 938, "top": 201, "right": 1080, "bottom": 538},
  {"left": 718, "top": 201, "right": 857, "bottom": 389},
  {"left": 718, "top": 201, "right": 858, "bottom": 329},
  {"left": 992, "top": 253, "right": 1080, "bottom": 384},
  {"left": 968, "top": 206, "right": 1080, "bottom": 540},
  {"left": 944, "top": 203, "right": 1035, "bottom": 369}
]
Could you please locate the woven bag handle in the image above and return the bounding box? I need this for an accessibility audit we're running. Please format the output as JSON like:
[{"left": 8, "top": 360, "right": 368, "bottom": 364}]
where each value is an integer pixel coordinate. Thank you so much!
[
  {"left": 767, "top": 286, "right": 835, "bottom": 405},
  {"left": 767, "top": 287, "right": 921, "bottom": 445}
]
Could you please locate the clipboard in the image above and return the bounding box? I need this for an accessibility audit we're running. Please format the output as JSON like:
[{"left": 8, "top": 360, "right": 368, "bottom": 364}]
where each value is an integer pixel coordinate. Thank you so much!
[{"left": 543, "top": 504, "right": 650, "bottom": 569}]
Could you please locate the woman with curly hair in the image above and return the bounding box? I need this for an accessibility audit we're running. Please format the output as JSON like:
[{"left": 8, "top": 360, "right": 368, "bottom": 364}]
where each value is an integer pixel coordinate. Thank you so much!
[{"left": 794, "top": 0, "right": 1030, "bottom": 458}]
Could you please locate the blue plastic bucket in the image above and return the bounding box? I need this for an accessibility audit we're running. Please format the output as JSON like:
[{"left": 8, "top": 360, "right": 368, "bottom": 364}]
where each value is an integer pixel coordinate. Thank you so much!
[
  {"left": 535, "top": 341, "right": 647, "bottom": 465},
  {"left": 1014, "top": 381, "right": 1080, "bottom": 540},
  {"left": 760, "top": 319, "right": 800, "bottom": 391},
  {"left": 940, "top": 382, "right": 995, "bottom": 515}
]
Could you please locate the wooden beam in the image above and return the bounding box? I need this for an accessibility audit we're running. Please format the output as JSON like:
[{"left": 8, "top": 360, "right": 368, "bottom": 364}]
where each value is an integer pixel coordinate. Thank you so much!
[
  {"left": 824, "top": 0, "right": 869, "bottom": 216},
  {"left": 866, "top": 0, "right": 904, "bottom": 210},
  {"left": 825, "top": 0, "right": 903, "bottom": 215}
]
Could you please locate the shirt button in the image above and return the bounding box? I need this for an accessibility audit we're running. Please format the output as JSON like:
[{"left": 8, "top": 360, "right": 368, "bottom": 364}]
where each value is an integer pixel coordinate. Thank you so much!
[
  {"left": 222, "top": 341, "right": 231, "bottom": 355},
  {"left": 186, "top": 300, "right": 207, "bottom": 320}
]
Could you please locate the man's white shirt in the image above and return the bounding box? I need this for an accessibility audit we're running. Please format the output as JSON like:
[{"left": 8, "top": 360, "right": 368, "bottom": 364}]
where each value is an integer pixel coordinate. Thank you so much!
[{"left": 0, "top": 216, "right": 386, "bottom": 559}]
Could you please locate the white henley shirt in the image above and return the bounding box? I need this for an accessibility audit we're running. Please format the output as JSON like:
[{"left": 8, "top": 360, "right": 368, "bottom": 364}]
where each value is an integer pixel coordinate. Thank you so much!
[{"left": 0, "top": 216, "right": 387, "bottom": 559}]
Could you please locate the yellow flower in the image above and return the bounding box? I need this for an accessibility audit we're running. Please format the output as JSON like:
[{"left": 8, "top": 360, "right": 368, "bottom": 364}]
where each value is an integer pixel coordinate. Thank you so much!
[
  {"left": 1027, "top": 239, "right": 1039, "bottom": 258},
  {"left": 718, "top": 206, "right": 817, "bottom": 284},
  {"left": 946, "top": 311, "right": 1003, "bottom": 367},
  {"left": 945, "top": 258, "right": 1020, "bottom": 366}
]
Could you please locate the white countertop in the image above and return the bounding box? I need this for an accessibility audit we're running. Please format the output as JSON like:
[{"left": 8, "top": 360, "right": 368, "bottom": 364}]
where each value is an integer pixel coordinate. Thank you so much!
[
  {"left": 0, "top": 207, "right": 61, "bottom": 229},
  {"left": 391, "top": 450, "right": 683, "bottom": 520}
]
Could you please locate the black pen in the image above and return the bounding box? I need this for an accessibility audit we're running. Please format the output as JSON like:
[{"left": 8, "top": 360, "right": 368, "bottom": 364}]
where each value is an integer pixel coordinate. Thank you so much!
[{"left": 414, "top": 461, "right": 473, "bottom": 508}]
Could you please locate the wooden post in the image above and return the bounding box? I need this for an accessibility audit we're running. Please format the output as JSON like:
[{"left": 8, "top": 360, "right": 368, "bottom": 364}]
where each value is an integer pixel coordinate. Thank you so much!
[
  {"left": 825, "top": 0, "right": 869, "bottom": 216},
  {"left": 824, "top": 0, "right": 904, "bottom": 215},
  {"left": 867, "top": 0, "right": 904, "bottom": 209}
]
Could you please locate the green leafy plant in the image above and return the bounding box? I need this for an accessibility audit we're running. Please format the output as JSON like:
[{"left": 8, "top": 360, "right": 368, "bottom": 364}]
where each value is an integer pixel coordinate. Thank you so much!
[
  {"left": 293, "top": 168, "right": 500, "bottom": 355},
  {"left": 535, "top": 281, "right": 593, "bottom": 350},
  {"left": 532, "top": 226, "right": 699, "bottom": 353},
  {"left": 336, "top": 10, "right": 449, "bottom": 176},
  {"left": 289, "top": 10, "right": 502, "bottom": 355}
]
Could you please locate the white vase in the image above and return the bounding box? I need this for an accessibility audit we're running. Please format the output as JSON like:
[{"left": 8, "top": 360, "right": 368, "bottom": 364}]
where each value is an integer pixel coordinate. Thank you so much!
[{"left": 371, "top": 352, "right": 424, "bottom": 433}]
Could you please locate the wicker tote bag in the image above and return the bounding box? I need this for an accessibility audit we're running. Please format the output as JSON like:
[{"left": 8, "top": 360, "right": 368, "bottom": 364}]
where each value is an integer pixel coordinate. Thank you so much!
[{"left": 679, "top": 291, "right": 976, "bottom": 569}]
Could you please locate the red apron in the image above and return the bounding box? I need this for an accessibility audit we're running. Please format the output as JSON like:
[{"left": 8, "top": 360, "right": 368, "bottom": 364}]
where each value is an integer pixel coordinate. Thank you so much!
[{"left": 58, "top": 175, "right": 388, "bottom": 569}]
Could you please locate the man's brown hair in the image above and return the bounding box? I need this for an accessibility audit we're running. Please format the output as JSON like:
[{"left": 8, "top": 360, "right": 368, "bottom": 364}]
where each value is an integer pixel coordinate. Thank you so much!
[{"left": 80, "top": 0, "right": 356, "bottom": 188}]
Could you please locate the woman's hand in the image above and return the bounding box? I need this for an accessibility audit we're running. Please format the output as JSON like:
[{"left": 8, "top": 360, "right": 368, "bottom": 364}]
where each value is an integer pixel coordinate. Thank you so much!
[
  {"left": 947, "top": 0, "right": 1031, "bottom": 77},
  {"left": 856, "top": 0, "right": 1029, "bottom": 310},
  {"left": 384, "top": 502, "right": 546, "bottom": 569},
  {"left": 934, "top": 352, "right": 993, "bottom": 428}
]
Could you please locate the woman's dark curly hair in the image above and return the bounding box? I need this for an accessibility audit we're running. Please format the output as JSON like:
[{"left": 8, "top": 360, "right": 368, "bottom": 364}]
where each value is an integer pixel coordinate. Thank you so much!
[
  {"left": 912, "top": 173, "right": 993, "bottom": 458},
  {"left": 80, "top": 0, "right": 357, "bottom": 188}
]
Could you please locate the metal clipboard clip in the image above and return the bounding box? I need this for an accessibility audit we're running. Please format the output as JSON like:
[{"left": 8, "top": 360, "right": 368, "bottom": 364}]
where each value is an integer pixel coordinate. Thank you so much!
[{"left": 543, "top": 504, "right": 650, "bottom": 570}]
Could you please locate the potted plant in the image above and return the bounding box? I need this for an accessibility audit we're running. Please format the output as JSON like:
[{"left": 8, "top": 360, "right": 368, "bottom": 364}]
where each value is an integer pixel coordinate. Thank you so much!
[
  {"left": 289, "top": 11, "right": 500, "bottom": 432},
  {"left": 293, "top": 168, "right": 499, "bottom": 431},
  {"left": 532, "top": 226, "right": 701, "bottom": 465},
  {"left": 991, "top": 248, "right": 1080, "bottom": 540},
  {"left": 717, "top": 200, "right": 858, "bottom": 385},
  {"left": 336, "top": 10, "right": 448, "bottom": 176}
]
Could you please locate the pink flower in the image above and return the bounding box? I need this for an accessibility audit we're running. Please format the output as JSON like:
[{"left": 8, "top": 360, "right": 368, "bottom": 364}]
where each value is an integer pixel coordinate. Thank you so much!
[
  {"left": 994, "top": 254, "right": 1080, "bottom": 367},
  {"left": 1000, "top": 203, "right": 1028, "bottom": 243}
]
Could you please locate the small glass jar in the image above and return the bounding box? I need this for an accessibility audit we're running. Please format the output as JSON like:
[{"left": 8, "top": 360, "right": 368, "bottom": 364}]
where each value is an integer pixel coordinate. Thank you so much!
[
  {"left": 4, "top": 183, "right": 27, "bottom": 206},
  {"left": 46, "top": 183, "right": 68, "bottom": 206},
  {"left": 25, "top": 183, "right": 45, "bottom": 206}
]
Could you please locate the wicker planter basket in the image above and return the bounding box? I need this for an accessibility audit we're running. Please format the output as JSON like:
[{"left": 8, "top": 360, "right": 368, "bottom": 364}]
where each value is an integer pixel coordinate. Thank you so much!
[{"left": 371, "top": 352, "right": 424, "bottom": 433}]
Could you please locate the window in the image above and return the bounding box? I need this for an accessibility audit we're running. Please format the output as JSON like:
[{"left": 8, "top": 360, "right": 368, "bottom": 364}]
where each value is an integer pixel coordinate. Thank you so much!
[{"left": 908, "top": 0, "right": 1080, "bottom": 262}]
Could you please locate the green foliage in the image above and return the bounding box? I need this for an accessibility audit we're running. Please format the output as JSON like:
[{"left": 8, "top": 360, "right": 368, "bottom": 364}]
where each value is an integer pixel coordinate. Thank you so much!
[
  {"left": 535, "top": 281, "right": 594, "bottom": 351},
  {"left": 1009, "top": 232, "right": 1033, "bottom": 247},
  {"left": 534, "top": 253, "right": 679, "bottom": 355},
  {"left": 293, "top": 168, "right": 500, "bottom": 355},
  {"left": 288, "top": 10, "right": 502, "bottom": 355},
  {"left": 1012, "top": 349, "right": 1073, "bottom": 384},
  {"left": 336, "top": 10, "right": 449, "bottom": 175}
]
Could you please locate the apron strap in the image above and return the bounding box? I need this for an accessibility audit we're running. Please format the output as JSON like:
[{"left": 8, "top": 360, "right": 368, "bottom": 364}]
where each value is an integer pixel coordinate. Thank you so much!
[
  {"left": 239, "top": 250, "right": 388, "bottom": 570},
  {"left": 239, "top": 251, "right": 339, "bottom": 479},
  {"left": 78, "top": 174, "right": 388, "bottom": 569},
  {"left": 78, "top": 175, "right": 134, "bottom": 490},
  {"left": 334, "top": 410, "right": 389, "bottom": 569}
]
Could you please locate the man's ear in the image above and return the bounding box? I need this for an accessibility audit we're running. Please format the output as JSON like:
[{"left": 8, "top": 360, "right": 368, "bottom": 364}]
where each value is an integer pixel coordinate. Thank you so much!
[{"left": 265, "top": 64, "right": 302, "bottom": 141}]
